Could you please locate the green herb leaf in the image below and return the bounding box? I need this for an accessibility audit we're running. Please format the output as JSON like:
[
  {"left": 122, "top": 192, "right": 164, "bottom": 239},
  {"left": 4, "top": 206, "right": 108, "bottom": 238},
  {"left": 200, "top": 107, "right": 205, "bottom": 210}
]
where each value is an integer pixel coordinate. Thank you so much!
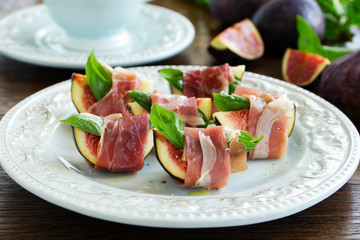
[
  {"left": 213, "top": 91, "right": 250, "bottom": 111},
  {"left": 297, "top": 15, "right": 323, "bottom": 53},
  {"left": 85, "top": 51, "right": 112, "bottom": 100},
  {"left": 197, "top": 108, "right": 214, "bottom": 128},
  {"left": 316, "top": 0, "right": 360, "bottom": 44},
  {"left": 150, "top": 103, "right": 185, "bottom": 149},
  {"left": 237, "top": 131, "right": 264, "bottom": 152},
  {"left": 297, "top": 15, "right": 356, "bottom": 61},
  {"left": 228, "top": 79, "right": 241, "bottom": 95},
  {"left": 60, "top": 113, "right": 103, "bottom": 136},
  {"left": 158, "top": 68, "right": 183, "bottom": 92},
  {"left": 128, "top": 90, "right": 152, "bottom": 112},
  {"left": 346, "top": 0, "right": 360, "bottom": 26}
]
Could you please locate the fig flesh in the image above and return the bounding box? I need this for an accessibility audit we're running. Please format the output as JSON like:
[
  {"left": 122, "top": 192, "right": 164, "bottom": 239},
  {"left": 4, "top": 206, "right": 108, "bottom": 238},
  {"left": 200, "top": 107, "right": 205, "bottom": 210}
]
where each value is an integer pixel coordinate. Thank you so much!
[
  {"left": 320, "top": 51, "right": 360, "bottom": 123},
  {"left": 252, "top": 0, "right": 325, "bottom": 54},
  {"left": 213, "top": 109, "right": 249, "bottom": 130},
  {"left": 282, "top": 48, "right": 330, "bottom": 86},
  {"left": 71, "top": 73, "right": 97, "bottom": 113},
  {"left": 153, "top": 130, "right": 186, "bottom": 181},
  {"left": 209, "top": 19, "right": 264, "bottom": 62}
]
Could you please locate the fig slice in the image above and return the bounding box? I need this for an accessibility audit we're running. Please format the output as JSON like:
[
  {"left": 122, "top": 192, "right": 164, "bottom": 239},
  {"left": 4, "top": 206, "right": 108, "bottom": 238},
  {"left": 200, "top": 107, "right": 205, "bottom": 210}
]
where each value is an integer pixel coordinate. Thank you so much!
[
  {"left": 282, "top": 48, "right": 330, "bottom": 86},
  {"left": 209, "top": 19, "right": 264, "bottom": 61},
  {"left": 71, "top": 73, "right": 97, "bottom": 113},
  {"left": 213, "top": 109, "right": 249, "bottom": 130},
  {"left": 153, "top": 130, "right": 186, "bottom": 181}
]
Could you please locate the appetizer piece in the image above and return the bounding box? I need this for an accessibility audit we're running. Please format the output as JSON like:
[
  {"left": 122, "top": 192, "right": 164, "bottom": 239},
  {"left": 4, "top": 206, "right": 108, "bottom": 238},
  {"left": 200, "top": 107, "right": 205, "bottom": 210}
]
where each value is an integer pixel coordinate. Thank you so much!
[
  {"left": 71, "top": 51, "right": 153, "bottom": 116},
  {"left": 158, "top": 64, "right": 245, "bottom": 115},
  {"left": 158, "top": 64, "right": 245, "bottom": 103},
  {"left": 213, "top": 87, "right": 296, "bottom": 159},
  {"left": 128, "top": 90, "right": 213, "bottom": 127},
  {"left": 61, "top": 113, "right": 153, "bottom": 172},
  {"left": 150, "top": 104, "right": 262, "bottom": 189}
]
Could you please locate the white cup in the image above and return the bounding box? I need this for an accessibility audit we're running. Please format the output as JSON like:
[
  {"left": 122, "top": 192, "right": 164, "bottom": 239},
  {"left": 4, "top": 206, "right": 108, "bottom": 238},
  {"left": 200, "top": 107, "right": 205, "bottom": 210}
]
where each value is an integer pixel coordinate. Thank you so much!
[{"left": 43, "top": 0, "right": 149, "bottom": 50}]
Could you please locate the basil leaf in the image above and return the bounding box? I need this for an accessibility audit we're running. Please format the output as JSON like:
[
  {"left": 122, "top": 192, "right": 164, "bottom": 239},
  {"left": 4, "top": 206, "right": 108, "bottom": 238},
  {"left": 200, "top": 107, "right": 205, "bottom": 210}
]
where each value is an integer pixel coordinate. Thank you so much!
[
  {"left": 150, "top": 103, "right": 185, "bottom": 149},
  {"left": 197, "top": 108, "right": 214, "bottom": 128},
  {"left": 158, "top": 68, "right": 183, "bottom": 92},
  {"left": 297, "top": 15, "right": 356, "bottom": 61},
  {"left": 85, "top": 51, "right": 112, "bottom": 100},
  {"left": 128, "top": 90, "right": 152, "bottom": 112},
  {"left": 316, "top": 0, "right": 359, "bottom": 44},
  {"left": 238, "top": 131, "right": 264, "bottom": 152},
  {"left": 229, "top": 79, "right": 241, "bottom": 95},
  {"left": 60, "top": 113, "right": 103, "bottom": 136},
  {"left": 213, "top": 92, "right": 250, "bottom": 111},
  {"left": 297, "top": 15, "right": 323, "bottom": 53},
  {"left": 346, "top": 0, "right": 360, "bottom": 26}
]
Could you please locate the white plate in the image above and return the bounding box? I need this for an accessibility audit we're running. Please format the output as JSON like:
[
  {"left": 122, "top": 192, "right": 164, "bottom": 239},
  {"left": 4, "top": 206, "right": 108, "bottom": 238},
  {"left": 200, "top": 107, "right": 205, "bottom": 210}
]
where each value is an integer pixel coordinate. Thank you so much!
[
  {"left": 1, "top": 66, "right": 359, "bottom": 228},
  {"left": 0, "top": 5, "right": 195, "bottom": 68}
]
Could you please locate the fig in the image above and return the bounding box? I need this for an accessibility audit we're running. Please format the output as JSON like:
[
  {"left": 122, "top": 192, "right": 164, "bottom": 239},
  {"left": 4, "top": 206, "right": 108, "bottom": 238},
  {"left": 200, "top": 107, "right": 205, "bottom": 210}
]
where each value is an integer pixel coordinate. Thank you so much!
[
  {"left": 210, "top": 0, "right": 273, "bottom": 26},
  {"left": 153, "top": 130, "right": 186, "bottom": 181},
  {"left": 73, "top": 127, "right": 99, "bottom": 165},
  {"left": 282, "top": 48, "right": 330, "bottom": 86},
  {"left": 252, "top": 0, "right": 325, "bottom": 54},
  {"left": 213, "top": 109, "right": 249, "bottom": 130},
  {"left": 71, "top": 73, "right": 97, "bottom": 113},
  {"left": 209, "top": 19, "right": 264, "bottom": 62},
  {"left": 320, "top": 51, "right": 360, "bottom": 123}
]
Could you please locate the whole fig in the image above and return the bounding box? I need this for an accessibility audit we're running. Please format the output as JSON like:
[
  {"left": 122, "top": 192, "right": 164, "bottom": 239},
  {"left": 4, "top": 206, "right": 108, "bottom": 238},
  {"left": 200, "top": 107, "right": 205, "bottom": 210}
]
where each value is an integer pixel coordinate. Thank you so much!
[
  {"left": 320, "top": 51, "right": 360, "bottom": 123},
  {"left": 252, "top": 0, "right": 325, "bottom": 55},
  {"left": 210, "top": 0, "right": 273, "bottom": 26}
]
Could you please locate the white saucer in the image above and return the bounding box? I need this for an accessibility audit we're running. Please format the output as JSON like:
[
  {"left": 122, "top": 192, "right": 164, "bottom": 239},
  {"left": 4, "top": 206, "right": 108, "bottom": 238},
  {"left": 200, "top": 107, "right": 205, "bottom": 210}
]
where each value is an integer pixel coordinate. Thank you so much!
[{"left": 0, "top": 4, "right": 195, "bottom": 68}]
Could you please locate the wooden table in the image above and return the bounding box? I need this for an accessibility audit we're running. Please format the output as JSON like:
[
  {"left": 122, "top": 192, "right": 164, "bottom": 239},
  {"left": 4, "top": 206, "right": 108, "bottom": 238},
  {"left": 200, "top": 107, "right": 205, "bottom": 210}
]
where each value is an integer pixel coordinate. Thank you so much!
[{"left": 0, "top": 0, "right": 359, "bottom": 239}]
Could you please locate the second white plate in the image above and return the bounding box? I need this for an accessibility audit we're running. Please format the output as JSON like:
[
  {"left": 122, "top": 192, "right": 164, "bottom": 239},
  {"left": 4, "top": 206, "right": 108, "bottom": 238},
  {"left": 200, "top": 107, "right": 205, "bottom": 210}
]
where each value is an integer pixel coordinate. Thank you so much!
[
  {"left": 0, "top": 4, "right": 195, "bottom": 68},
  {"left": 0, "top": 66, "right": 359, "bottom": 228}
]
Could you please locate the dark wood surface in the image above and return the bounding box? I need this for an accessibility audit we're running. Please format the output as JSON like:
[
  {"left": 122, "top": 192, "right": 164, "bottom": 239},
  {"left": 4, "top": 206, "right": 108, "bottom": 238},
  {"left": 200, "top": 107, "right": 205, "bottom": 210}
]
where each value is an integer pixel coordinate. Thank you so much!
[{"left": 0, "top": 0, "right": 359, "bottom": 239}]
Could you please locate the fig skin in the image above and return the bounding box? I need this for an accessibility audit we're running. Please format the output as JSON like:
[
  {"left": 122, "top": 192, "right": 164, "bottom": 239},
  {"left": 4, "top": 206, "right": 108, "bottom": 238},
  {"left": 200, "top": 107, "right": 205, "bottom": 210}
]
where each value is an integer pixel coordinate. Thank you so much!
[
  {"left": 320, "top": 51, "right": 360, "bottom": 123},
  {"left": 210, "top": 0, "right": 273, "bottom": 26},
  {"left": 252, "top": 0, "right": 325, "bottom": 55}
]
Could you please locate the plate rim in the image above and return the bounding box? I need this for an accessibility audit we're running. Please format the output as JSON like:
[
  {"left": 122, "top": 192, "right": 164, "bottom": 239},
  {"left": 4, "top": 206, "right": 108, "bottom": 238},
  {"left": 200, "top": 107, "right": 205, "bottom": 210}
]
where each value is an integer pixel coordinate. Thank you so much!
[{"left": 1, "top": 67, "right": 359, "bottom": 228}]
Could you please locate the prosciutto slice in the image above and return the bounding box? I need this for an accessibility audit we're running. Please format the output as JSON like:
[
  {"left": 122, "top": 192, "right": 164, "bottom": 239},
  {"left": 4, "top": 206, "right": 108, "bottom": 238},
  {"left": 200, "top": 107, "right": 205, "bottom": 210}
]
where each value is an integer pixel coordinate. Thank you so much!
[
  {"left": 151, "top": 90, "right": 205, "bottom": 127},
  {"left": 183, "top": 63, "right": 234, "bottom": 98},
  {"left": 234, "top": 86, "right": 277, "bottom": 103},
  {"left": 88, "top": 67, "right": 140, "bottom": 116},
  {"left": 249, "top": 95, "right": 294, "bottom": 159},
  {"left": 95, "top": 114, "right": 149, "bottom": 172},
  {"left": 176, "top": 126, "right": 231, "bottom": 189}
]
